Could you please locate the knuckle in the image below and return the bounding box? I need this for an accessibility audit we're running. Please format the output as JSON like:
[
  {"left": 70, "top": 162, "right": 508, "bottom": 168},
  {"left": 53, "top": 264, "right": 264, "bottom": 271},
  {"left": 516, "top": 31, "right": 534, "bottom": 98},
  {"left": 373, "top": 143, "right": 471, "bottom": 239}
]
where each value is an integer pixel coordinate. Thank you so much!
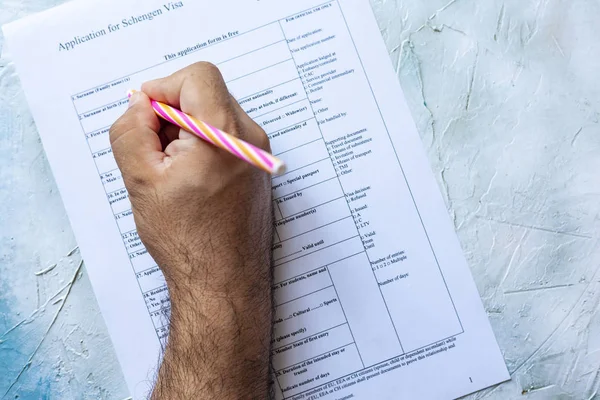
[
  {"left": 187, "top": 61, "right": 222, "bottom": 80},
  {"left": 196, "top": 61, "right": 220, "bottom": 74}
]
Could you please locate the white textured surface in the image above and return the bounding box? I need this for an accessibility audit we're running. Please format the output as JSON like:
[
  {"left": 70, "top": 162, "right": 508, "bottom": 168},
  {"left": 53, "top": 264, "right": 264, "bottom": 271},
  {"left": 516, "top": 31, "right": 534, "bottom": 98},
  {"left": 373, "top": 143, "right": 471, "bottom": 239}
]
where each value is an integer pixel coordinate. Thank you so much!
[{"left": 1, "top": 0, "right": 599, "bottom": 398}]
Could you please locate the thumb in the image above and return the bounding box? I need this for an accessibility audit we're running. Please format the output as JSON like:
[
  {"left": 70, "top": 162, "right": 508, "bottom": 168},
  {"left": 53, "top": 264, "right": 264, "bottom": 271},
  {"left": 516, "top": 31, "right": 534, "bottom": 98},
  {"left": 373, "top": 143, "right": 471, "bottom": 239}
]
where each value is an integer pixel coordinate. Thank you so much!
[{"left": 110, "top": 91, "right": 164, "bottom": 184}]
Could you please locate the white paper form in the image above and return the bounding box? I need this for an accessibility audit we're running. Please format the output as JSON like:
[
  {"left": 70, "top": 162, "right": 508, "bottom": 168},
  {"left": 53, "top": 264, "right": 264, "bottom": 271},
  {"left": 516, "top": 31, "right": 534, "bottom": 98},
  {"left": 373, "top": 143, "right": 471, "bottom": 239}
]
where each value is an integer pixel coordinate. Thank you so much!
[{"left": 3, "top": 0, "right": 509, "bottom": 398}]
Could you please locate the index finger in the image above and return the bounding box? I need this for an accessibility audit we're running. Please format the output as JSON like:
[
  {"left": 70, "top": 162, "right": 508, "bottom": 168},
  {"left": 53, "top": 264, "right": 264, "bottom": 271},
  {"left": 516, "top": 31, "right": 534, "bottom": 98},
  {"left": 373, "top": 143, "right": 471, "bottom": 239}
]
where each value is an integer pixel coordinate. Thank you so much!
[
  {"left": 141, "top": 62, "right": 229, "bottom": 112},
  {"left": 140, "top": 62, "right": 241, "bottom": 139}
]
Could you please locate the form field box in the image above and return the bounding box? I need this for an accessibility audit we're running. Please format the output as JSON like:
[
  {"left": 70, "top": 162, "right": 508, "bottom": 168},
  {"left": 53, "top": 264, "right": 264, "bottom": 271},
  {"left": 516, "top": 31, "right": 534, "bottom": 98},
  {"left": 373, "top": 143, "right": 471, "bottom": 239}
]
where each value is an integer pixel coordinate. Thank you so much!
[
  {"left": 137, "top": 266, "right": 165, "bottom": 294},
  {"left": 276, "top": 176, "right": 344, "bottom": 218},
  {"left": 273, "top": 286, "right": 345, "bottom": 348},
  {"left": 85, "top": 126, "right": 110, "bottom": 153},
  {"left": 276, "top": 343, "right": 362, "bottom": 397},
  {"left": 257, "top": 98, "right": 312, "bottom": 133},
  {"left": 101, "top": 170, "right": 123, "bottom": 194},
  {"left": 274, "top": 215, "right": 357, "bottom": 261},
  {"left": 274, "top": 236, "right": 364, "bottom": 282},
  {"left": 92, "top": 148, "right": 118, "bottom": 174},
  {"left": 228, "top": 59, "right": 298, "bottom": 100},
  {"left": 79, "top": 98, "right": 128, "bottom": 133},
  {"left": 241, "top": 78, "right": 304, "bottom": 120},
  {"left": 272, "top": 157, "right": 336, "bottom": 199},
  {"left": 273, "top": 139, "right": 328, "bottom": 174},
  {"left": 130, "top": 249, "right": 155, "bottom": 274},
  {"left": 115, "top": 210, "right": 135, "bottom": 233},
  {"left": 275, "top": 198, "right": 351, "bottom": 241},
  {"left": 272, "top": 323, "right": 354, "bottom": 371},
  {"left": 269, "top": 118, "right": 321, "bottom": 155},
  {"left": 273, "top": 265, "right": 332, "bottom": 305},
  {"left": 220, "top": 40, "right": 290, "bottom": 83}
]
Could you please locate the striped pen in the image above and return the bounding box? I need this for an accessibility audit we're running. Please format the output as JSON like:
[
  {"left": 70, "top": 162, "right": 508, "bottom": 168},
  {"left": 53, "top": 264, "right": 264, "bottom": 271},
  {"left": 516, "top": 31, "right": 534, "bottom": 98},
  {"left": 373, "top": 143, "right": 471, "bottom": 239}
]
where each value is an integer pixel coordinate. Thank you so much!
[{"left": 127, "top": 90, "right": 286, "bottom": 175}]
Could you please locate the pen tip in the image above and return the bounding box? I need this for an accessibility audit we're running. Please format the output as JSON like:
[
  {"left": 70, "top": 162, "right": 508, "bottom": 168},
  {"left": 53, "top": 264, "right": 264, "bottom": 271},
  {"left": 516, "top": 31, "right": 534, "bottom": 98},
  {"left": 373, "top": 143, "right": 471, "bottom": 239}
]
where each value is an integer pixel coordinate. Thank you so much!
[
  {"left": 273, "top": 161, "right": 287, "bottom": 176},
  {"left": 126, "top": 89, "right": 136, "bottom": 98}
]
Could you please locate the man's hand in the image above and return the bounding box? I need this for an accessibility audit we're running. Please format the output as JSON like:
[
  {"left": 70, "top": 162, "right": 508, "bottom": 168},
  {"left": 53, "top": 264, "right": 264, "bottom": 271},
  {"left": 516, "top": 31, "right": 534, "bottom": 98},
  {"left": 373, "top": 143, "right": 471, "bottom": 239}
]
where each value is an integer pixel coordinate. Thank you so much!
[{"left": 110, "top": 62, "right": 273, "bottom": 399}]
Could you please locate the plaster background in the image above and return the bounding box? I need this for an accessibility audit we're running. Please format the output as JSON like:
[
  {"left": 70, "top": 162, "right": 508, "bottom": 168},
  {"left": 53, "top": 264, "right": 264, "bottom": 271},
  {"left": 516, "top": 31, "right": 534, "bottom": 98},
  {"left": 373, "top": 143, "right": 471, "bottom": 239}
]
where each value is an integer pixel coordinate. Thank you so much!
[{"left": 1, "top": 0, "right": 599, "bottom": 398}]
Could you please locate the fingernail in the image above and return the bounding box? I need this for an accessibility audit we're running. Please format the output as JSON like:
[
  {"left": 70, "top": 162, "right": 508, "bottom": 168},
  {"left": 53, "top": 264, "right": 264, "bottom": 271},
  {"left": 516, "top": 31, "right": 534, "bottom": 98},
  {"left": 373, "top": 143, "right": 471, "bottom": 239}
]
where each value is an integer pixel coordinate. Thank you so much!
[{"left": 128, "top": 92, "right": 141, "bottom": 108}]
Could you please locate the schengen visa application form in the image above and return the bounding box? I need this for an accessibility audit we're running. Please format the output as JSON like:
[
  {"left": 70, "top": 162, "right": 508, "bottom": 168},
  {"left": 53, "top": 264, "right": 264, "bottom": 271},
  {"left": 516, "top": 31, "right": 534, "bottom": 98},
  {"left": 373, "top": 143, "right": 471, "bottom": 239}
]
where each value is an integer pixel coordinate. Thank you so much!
[{"left": 3, "top": 0, "right": 509, "bottom": 398}]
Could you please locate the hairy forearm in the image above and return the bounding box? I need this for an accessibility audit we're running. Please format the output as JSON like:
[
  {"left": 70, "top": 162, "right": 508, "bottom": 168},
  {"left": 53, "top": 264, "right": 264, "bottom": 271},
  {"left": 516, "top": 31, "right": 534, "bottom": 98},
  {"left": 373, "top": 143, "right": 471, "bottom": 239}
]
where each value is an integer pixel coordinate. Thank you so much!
[
  {"left": 110, "top": 62, "right": 276, "bottom": 400},
  {"left": 151, "top": 255, "right": 273, "bottom": 399}
]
